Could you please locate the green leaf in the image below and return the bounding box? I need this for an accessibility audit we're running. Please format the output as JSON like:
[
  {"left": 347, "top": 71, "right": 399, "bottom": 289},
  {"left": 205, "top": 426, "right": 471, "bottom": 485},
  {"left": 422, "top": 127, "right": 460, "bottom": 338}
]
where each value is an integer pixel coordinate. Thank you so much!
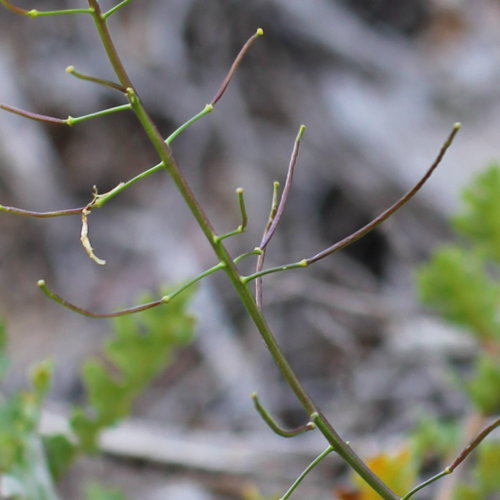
[
  {"left": 410, "top": 416, "right": 460, "bottom": 461},
  {"left": 70, "top": 286, "right": 196, "bottom": 453},
  {"left": 43, "top": 434, "right": 77, "bottom": 479},
  {"left": 454, "top": 164, "right": 500, "bottom": 262},
  {"left": 464, "top": 356, "right": 500, "bottom": 415},
  {"left": 82, "top": 361, "right": 130, "bottom": 424},
  {"left": 416, "top": 246, "right": 500, "bottom": 340},
  {"left": 70, "top": 408, "right": 101, "bottom": 454}
]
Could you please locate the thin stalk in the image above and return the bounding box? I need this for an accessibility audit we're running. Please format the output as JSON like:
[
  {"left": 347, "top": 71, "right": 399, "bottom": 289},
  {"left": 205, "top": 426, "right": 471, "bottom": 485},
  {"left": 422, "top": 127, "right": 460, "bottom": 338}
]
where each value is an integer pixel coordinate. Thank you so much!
[
  {"left": 255, "top": 125, "right": 304, "bottom": 309},
  {"left": 0, "top": 103, "right": 67, "bottom": 124},
  {"left": 37, "top": 279, "right": 165, "bottom": 318},
  {"left": 260, "top": 125, "right": 305, "bottom": 249},
  {"left": 256, "top": 181, "right": 280, "bottom": 309},
  {"left": 236, "top": 187, "right": 248, "bottom": 231},
  {"left": 280, "top": 445, "right": 334, "bottom": 500},
  {"left": 0, "top": 204, "right": 84, "bottom": 218},
  {"left": 211, "top": 28, "right": 264, "bottom": 105},
  {"left": 234, "top": 248, "right": 262, "bottom": 264},
  {"left": 251, "top": 392, "right": 315, "bottom": 438},
  {"left": 0, "top": 0, "right": 28, "bottom": 15},
  {"left": 0, "top": 1, "right": 93, "bottom": 16},
  {"left": 213, "top": 188, "right": 248, "bottom": 242},
  {"left": 166, "top": 104, "right": 213, "bottom": 143},
  {"left": 402, "top": 470, "right": 449, "bottom": 500},
  {"left": 66, "top": 104, "right": 131, "bottom": 126},
  {"left": 0, "top": 102, "right": 132, "bottom": 126},
  {"left": 306, "top": 123, "right": 461, "bottom": 265},
  {"left": 88, "top": 0, "right": 133, "bottom": 89},
  {"left": 66, "top": 65, "right": 126, "bottom": 93},
  {"left": 37, "top": 262, "right": 225, "bottom": 318},
  {"left": 103, "top": 0, "right": 135, "bottom": 19},
  {"left": 243, "top": 260, "right": 308, "bottom": 283},
  {"left": 27, "top": 8, "right": 93, "bottom": 17}
]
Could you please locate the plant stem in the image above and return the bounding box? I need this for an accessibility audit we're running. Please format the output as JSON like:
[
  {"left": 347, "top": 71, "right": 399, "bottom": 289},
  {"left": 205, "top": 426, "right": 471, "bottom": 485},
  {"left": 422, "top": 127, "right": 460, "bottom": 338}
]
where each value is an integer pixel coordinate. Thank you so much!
[
  {"left": 280, "top": 445, "right": 334, "bottom": 500},
  {"left": 251, "top": 392, "right": 315, "bottom": 438},
  {"left": 86, "top": 6, "right": 401, "bottom": 499},
  {"left": 66, "top": 65, "right": 126, "bottom": 93},
  {"left": 27, "top": 8, "right": 93, "bottom": 17},
  {"left": 103, "top": 0, "right": 135, "bottom": 19}
]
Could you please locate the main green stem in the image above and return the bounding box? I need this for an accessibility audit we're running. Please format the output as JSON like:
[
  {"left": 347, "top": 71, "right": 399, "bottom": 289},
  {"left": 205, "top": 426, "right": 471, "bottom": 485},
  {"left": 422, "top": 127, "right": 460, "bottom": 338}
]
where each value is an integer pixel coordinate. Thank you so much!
[{"left": 87, "top": 3, "right": 398, "bottom": 499}]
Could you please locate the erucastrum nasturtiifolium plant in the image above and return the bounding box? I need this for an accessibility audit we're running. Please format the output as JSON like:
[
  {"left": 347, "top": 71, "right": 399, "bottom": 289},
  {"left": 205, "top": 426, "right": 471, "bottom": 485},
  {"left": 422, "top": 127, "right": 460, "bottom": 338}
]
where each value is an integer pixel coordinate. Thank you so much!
[{"left": 0, "top": 1, "right": 498, "bottom": 499}]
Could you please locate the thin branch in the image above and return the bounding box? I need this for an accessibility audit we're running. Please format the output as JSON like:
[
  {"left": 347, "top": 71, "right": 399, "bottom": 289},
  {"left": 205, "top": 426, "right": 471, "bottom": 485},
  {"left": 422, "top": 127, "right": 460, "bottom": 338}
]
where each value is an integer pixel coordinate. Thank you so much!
[
  {"left": 66, "top": 66, "right": 127, "bottom": 93},
  {"left": 449, "top": 415, "right": 500, "bottom": 472},
  {"left": 213, "top": 188, "right": 248, "bottom": 243},
  {"left": 26, "top": 8, "right": 93, "bottom": 17},
  {"left": 234, "top": 248, "right": 263, "bottom": 264},
  {"left": 251, "top": 393, "right": 315, "bottom": 438},
  {"left": 103, "top": 0, "right": 135, "bottom": 19},
  {"left": 280, "top": 445, "right": 334, "bottom": 500},
  {"left": 0, "top": 104, "right": 67, "bottom": 124},
  {"left": 306, "top": 122, "right": 461, "bottom": 265},
  {"left": 0, "top": 2, "right": 94, "bottom": 16},
  {"left": 243, "top": 260, "right": 308, "bottom": 284},
  {"left": 0, "top": 204, "right": 85, "bottom": 218},
  {"left": 236, "top": 187, "right": 248, "bottom": 232},
  {"left": 401, "top": 416, "right": 500, "bottom": 500},
  {"left": 37, "top": 280, "right": 166, "bottom": 318},
  {"left": 260, "top": 126, "right": 306, "bottom": 250},
  {"left": 166, "top": 104, "right": 213, "bottom": 144},
  {"left": 0, "top": 103, "right": 132, "bottom": 126},
  {"left": 211, "top": 28, "right": 264, "bottom": 105},
  {"left": 67, "top": 104, "right": 132, "bottom": 126},
  {"left": 255, "top": 181, "right": 280, "bottom": 309},
  {"left": 37, "top": 262, "right": 226, "bottom": 318},
  {"left": 0, "top": 0, "right": 28, "bottom": 15},
  {"left": 255, "top": 125, "right": 305, "bottom": 308}
]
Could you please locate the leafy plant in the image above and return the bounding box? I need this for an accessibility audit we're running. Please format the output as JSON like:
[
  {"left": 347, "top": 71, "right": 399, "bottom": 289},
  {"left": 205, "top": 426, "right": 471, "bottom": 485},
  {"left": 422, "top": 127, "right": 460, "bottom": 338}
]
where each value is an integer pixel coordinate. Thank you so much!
[
  {"left": 0, "top": 1, "right": 498, "bottom": 499},
  {"left": 412, "top": 163, "right": 500, "bottom": 499},
  {"left": 0, "top": 288, "right": 195, "bottom": 499}
]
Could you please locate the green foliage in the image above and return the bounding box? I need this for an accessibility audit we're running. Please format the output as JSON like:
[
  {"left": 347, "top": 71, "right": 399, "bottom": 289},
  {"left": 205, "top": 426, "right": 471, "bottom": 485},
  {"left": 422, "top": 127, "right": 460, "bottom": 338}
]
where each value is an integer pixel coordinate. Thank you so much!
[
  {"left": 453, "top": 164, "right": 500, "bottom": 261},
  {"left": 416, "top": 167, "right": 500, "bottom": 415},
  {"left": 42, "top": 434, "right": 77, "bottom": 480},
  {"left": 0, "top": 287, "right": 196, "bottom": 498},
  {"left": 416, "top": 246, "right": 500, "bottom": 340},
  {"left": 0, "top": 338, "right": 58, "bottom": 500},
  {"left": 415, "top": 163, "right": 500, "bottom": 500},
  {"left": 410, "top": 416, "right": 460, "bottom": 461},
  {"left": 69, "top": 288, "right": 196, "bottom": 458},
  {"left": 464, "top": 356, "right": 500, "bottom": 415}
]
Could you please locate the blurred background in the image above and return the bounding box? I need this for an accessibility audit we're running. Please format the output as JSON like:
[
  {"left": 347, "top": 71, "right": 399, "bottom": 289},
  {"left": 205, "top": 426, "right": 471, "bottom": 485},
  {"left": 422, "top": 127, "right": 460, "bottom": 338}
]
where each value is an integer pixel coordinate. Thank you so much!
[{"left": 0, "top": 0, "right": 499, "bottom": 498}]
